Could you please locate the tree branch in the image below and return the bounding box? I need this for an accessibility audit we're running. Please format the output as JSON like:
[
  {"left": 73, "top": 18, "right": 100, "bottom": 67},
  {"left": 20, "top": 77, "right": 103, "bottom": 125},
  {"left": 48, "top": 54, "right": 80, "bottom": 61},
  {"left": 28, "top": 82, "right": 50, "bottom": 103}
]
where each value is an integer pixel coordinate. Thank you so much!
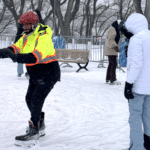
[
  {"left": 0, "top": 17, "right": 14, "bottom": 34},
  {"left": 31, "top": 0, "right": 35, "bottom": 10},
  {"left": 0, "top": 5, "right": 6, "bottom": 23},
  {"left": 44, "top": 10, "right": 53, "bottom": 23},
  {"left": 70, "top": 0, "right": 80, "bottom": 22},
  {"left": 2, "top": 0, "right": 19, "bottom": 24},
  {"left": 37, "top": 0, "right": 44, "bottom": 11},
  {"left": 19, "top": 0, "right": 25, "bottom": 17},
  {"left": 133, "top": 0, "right": 143, "bottom": 14}
]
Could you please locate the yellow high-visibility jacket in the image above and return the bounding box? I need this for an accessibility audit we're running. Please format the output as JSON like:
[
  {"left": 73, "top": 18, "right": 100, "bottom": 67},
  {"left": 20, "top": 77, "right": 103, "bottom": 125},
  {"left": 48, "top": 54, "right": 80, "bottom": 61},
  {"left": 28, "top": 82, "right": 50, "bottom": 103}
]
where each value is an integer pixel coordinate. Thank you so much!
[{"left": 10, "top": 23, "right": 57, "bottom": 66}]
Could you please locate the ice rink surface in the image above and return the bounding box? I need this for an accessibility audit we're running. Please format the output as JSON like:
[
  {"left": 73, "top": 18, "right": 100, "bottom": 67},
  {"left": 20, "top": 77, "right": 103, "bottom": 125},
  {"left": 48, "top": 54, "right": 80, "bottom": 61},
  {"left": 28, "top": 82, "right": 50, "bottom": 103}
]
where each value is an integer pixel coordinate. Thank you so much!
[{"left": 0, "top": 59, "right": 130, "bottom": 150}]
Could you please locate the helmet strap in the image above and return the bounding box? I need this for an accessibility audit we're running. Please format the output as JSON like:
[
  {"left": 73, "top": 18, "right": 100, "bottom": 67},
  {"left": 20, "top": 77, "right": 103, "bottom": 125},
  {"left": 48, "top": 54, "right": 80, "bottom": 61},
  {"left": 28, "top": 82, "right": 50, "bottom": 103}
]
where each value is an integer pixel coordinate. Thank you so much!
[
  {"left": 32, "top": 21, "right": 39, "bottom": 30},
  {"left": 25, "top": 28, "right": 34, "bottom": 35}
]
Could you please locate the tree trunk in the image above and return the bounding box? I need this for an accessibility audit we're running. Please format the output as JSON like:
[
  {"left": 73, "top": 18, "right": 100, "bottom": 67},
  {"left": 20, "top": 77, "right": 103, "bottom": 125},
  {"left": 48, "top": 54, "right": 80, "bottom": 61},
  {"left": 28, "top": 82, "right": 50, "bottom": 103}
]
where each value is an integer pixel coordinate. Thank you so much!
[
  {"left": 85, "top": 0, "right": 90, "bottom": 37},
  {"left": 133, "top": 0, "right": 143, "bottom": 14},
  {"left": 51, "top": 0, "right": 80, "bottom": 37},
  {"left": 85, "top": 0, "right": 97, "bottom": 37},
  {"left": 119, "top": 0, "right": 123, "bottom": 20},
  {"left": 144, "top": 0, "right": 150, "bottom": 29},
  {"left": 61, "top": 23, "right": 71, "bottom": 37},
  {"left": 0, "top": 5, "right": 6, "bottom": 23},
  {"left": 2, "top": 0, "right": 21, "bottom": 26}
]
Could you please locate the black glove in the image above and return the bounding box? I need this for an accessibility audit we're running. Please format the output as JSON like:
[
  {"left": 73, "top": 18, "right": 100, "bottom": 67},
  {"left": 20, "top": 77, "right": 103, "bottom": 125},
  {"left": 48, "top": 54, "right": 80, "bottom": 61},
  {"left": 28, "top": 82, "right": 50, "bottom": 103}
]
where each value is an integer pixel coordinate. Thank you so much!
[
  {"left": 0, "top": 49, "right": 8, "bottom": 58},
  {"left": 113, "top": 46, "right": 119, "bottom": 52},
  {"left": 0, "top": 48, "right": 17, "bottom": 62},
  {"left": 124, "top": 81, "right": 134, "bottom": 100}
]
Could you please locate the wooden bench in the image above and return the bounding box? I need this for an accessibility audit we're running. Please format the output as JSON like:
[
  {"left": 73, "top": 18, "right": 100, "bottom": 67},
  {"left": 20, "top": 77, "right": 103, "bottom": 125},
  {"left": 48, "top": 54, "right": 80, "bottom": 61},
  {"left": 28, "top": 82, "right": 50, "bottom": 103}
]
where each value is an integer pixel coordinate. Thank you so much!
[{"left": 55, "top": 49, "right": 90, "bottom": 72}]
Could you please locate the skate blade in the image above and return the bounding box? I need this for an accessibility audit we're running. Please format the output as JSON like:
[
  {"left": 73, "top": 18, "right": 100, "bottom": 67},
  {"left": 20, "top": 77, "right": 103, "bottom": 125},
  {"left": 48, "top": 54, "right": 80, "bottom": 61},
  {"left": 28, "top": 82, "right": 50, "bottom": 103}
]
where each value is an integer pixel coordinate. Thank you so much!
[
  {"left": 26, "top": 76, "right": 30, "bottom": 79},
  {"left": 15, "top": 139, "right": 39, "bottom": 147},
  {"left": 122, "top": 148, "right": 146, "bottom": 150},
  {"left": 109, "top": 82, "right": 121, "bottom": 85},
  {"left": 39, "top": 130, "right": 45, "bottom": 137},
  {"left": 26, "top": 129, "right": 45, "bottom": 137}
]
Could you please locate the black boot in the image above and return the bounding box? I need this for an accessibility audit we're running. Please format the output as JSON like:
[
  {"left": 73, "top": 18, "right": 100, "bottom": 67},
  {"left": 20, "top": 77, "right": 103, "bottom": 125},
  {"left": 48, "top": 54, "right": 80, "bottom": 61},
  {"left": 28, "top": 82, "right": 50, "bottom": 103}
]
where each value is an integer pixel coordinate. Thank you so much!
[
  {"left": 144, "top": 134, "right": 150, "bottom": 150},
  {"left": 15, "top": 120, "right": 39, "bottom": 147},
  {"left": 106, "top": 80, "right": 110, "bottom": 83},
  {"left": 39, "top": 112, "right": 46, "bottom": 136},
  {"left": 26, "top": 112, "right": 46, "bottom": 137},
  {"left": 25, "top": 72, "right": 29, "bottom": 79}
]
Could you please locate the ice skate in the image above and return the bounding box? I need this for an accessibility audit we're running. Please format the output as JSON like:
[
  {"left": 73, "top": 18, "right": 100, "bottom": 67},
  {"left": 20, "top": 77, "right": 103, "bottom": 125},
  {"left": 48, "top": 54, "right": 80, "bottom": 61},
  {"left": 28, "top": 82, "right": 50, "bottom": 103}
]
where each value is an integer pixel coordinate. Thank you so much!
[
  {"left": 126, "top": 148, "right": 146, "bottom": 150},
  {"left": 26, "top": 123, "right": 45, "bottom": 137},
  {"left": 25, "top": 72, "right": 30, "bottom": 79},
  {"left": 15, "top": 120, "right": 40, "bottom": 147},
  {"left": 17, "top": 74, "right": 22, "bottom": 77},
  {"left": 144, "top": 134, "right": 150, "bottom": 150},
  {"left": 109, "top": 80, "right": 121, "bottom": 85},
  {"left": 105, "top": 80, "right": 110, "bottom": 84},
  {"left": 38, "top": 117, "right": 46, "bottom": 137},
  {"left": 26, "top": 112, "right": 46, "bottom": 137}
]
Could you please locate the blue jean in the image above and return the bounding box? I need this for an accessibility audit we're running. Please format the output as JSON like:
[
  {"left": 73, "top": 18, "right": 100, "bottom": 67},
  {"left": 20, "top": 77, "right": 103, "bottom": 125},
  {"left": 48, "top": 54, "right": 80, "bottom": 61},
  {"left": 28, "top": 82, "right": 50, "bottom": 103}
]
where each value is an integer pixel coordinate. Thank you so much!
[
  {"left": 17, "top": 63, "right": 23, "bottom": 75},
  {"left": 128, "top": 92, "right": 150, "bottom": 150}
]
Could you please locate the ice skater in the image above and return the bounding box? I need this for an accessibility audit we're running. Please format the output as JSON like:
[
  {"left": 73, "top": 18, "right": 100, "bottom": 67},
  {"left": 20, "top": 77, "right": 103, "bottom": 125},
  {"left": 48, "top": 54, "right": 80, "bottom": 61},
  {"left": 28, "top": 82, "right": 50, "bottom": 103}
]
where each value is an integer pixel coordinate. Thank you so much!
[
  {"left": 0, "top": 10, "right": 60, "bottom": 147},
  {"left": 124, "top": 13, "right": 150, "bottom": 150},
  {"left": 104, "top": 20, "right": 122, "bottom": 85}
]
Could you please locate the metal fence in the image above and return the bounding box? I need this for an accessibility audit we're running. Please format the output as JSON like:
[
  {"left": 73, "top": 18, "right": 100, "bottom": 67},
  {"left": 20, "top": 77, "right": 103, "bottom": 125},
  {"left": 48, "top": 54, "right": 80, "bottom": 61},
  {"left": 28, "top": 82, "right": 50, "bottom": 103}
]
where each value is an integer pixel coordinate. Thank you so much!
[
  {"left": 59, "top": 36, "right": 108, "bottom": 67},
  {"left": 0, "top": 35, "right": 15, "bottom": 48},
  {"left": 58, "top": 36, "right": 126, "bottom": 70},
  {"left": 0, "top": 35, "right": 127, "bottom": 71}
]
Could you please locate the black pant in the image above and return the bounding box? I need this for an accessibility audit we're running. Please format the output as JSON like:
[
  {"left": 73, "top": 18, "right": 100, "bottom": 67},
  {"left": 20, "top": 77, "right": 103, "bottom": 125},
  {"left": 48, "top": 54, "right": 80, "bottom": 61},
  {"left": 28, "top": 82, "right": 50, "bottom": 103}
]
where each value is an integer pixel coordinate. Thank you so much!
[
  {"left": 25, "top": 79, "right": 56, "bottom": 125},
  {"left": 106, "top": 56, "right": 117, "bottom": 81}
]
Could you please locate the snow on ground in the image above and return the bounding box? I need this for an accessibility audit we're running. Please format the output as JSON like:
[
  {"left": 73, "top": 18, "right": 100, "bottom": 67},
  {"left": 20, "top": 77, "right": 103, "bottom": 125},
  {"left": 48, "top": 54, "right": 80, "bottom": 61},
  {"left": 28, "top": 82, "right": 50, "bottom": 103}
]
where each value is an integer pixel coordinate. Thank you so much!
[{"left": 0, "top": 58, "right": 130, "bottom": 150}]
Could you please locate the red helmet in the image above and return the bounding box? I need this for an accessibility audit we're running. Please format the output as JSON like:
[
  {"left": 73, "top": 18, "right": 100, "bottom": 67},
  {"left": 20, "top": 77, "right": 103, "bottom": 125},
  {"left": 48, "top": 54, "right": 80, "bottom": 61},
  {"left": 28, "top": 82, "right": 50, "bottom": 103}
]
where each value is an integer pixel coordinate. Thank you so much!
[{"left": 19, "top": 11, "right": 39, "bottom": 33}]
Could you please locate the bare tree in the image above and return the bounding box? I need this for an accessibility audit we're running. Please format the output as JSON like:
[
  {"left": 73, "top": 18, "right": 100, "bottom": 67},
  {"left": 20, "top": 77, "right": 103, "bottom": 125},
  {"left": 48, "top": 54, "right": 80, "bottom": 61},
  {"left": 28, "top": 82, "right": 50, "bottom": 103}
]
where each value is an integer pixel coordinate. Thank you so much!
[
  {"left": 50, "top": 0, "right": 80, "bottom": 37},
  {"left": 2, "top": 0, "right": 148, "bottom": 37},
  {"left": 96, "top": 11, "right": 117, "bottom": 37},
  {"left": 0, "top": 5, "right": 6, "bottom": 23},
  {"left": 75, "top": 0, "right": 110, "bottom": 37},
  {"left": 94, "top": 4, "right": 111, "bottom": 37},
  {"left": 1, "top": 0, "right": 54, "bottom": 34},
  {"left": 144, "top": 0, "right": 150, "bottom": 29},
  {"left": 133, "top": 0, "right": 143, "bottom": 14},
  {"left": 84, "top": 0, "right": 97, "bottom": 37},
  {"left": 79, "top": 3, "right": 86, "bottom": 36},
  {"left": 114, "top": 0, "right": 134, "bottom": 21},
  {"left": 2, "top": 0, "right": 25, "bottom": 26},
  {"left": 94, "top": 0, "right": 134, "bottom": 37},
  {"left": 0, "top": 17, "right": 14, "bottom": 33},
  {"left": 133, "top": 0, "right": 150, "bottom": 29}
]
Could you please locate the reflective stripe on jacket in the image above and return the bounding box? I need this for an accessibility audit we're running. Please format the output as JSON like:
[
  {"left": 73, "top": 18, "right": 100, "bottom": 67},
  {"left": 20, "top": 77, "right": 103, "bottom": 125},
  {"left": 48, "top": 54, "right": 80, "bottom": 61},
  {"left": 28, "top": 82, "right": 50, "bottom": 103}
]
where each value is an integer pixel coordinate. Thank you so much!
[{"left": 10, "top": 23, "right": 57, "bottom": 66}]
